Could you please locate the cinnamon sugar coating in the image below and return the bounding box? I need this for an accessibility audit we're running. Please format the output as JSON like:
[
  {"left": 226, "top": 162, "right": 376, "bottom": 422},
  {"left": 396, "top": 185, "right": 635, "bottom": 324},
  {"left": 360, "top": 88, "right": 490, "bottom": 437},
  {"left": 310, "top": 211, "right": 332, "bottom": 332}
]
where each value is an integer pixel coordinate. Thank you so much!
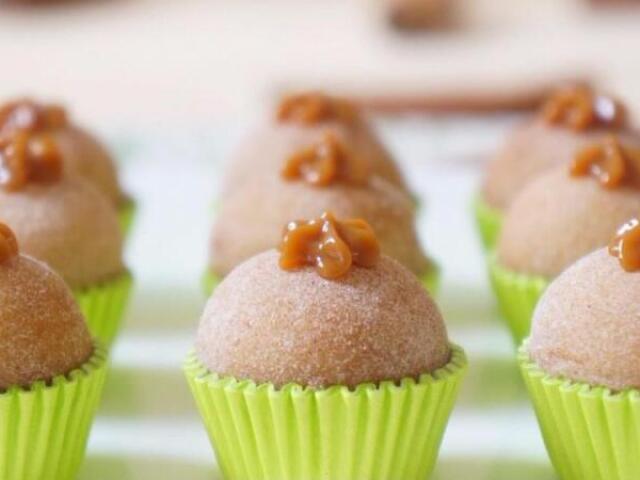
[
  {"left": 497, "top": 167, "right": 640, "bottom": 278},
  {"left": 54, "top": 125, "right": 124, "bottom": 206},
  {"left": 529, "top": 248, "right": 640, "bottom": 391},
  {"left": 209, "top": 175, "right": 429, "bottom": 277},
  {"left": 220, "top": 120, "right": 408, "bottom": 196},
  {"left": 481, "top": 120, "right": 640, "bottom": 211},
  {"left": 0, "top": 254, "right": 93, "bottom": 390},
  {"left": 0, "top": 177, "right": 124, "bottom": 288},
  {"left": 0, "top": 98, "right": 124, "bottom": 206},
  {"left": 196, "top": 251, "right": 450, "bottom": 389}
]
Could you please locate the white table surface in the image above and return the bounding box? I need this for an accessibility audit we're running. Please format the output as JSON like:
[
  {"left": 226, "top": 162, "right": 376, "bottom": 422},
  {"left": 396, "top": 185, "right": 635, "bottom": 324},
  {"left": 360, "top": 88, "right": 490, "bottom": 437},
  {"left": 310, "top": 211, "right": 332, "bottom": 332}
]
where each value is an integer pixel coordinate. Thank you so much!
[{"left": 78, "top": 114, "right": 558, "bottom": 479}]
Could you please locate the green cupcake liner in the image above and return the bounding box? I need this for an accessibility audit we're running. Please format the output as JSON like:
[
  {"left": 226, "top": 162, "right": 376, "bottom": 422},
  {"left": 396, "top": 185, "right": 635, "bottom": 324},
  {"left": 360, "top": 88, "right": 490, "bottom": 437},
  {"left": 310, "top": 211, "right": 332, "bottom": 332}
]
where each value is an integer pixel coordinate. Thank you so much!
[
  {"left": 472, "top": 194, "right": 503, "bottom": 252},
  {"left": 519, "top": 346, "right": 640, "bottom": 480},
  {"left": 118, "top": 198, "right": 137, "bottom": 237},
  {"left": 203, "top": 264, "right": 441, "bottom": 298},
  {"left": 184, "top": 345, "right": 466, "bottom": 480},
  {"left": 202, "top": 270, "right": 221, "bottom": 296},
  {"left": 488, "top": 254, "right": 549, "bottom": 345},
  {"left": 0, "top": 345, "right": 107, "bottom": 480},
  {"left": 73, "top": 271, "right": 133, "bottom": 346},
  {"left": 422, "top": 262, "right": 441, "bottom": 296}
]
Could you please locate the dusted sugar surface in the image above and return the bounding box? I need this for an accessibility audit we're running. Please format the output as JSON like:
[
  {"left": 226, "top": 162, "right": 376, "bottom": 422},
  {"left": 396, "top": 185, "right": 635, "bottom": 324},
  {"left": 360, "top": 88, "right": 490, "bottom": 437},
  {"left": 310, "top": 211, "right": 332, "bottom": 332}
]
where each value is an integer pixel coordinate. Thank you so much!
[
  {"left": 209, "top": 175, "right": 429, "bottom": 277},
  {"left": 529, "top": 248, "right": 640, "bottom": 391},
  {"left": 0, "top": 255, "right": 93, "bottom": 390},
  {"left": 0, "top": 177, "right": 125, "bottom": 288},
  {"left": 480, "top": 119, "right": 640, "bottom": 211},
  {"left": 220, "top": 119, "right": 408, "bottom": 196},
  {"left": 497, "top": 167, "right": 640, "bottom": 278},
  {"left": 54, "top": 125, "right": 125, "bottom": 207},
  {"left": 197, "top": 250, "right": 450, "bottom": 389}
]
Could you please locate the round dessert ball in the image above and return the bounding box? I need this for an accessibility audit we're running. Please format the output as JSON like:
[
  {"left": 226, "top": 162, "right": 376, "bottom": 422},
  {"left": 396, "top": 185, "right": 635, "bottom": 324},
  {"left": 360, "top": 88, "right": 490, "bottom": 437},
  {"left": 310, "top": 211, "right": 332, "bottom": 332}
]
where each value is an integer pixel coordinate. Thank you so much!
[
  {"left": 496, "top": 167, "right": 640, "bottom": 278},
  {"left": 0, "top": 177, "right": 125, "bottom": 288},
  {"left": 54, "top": 125, "right": 124, "bottom": 207},
  {"left": 209, "top": 175, "right": 429, "bottom": 277},
  {"left": 0, "top": 254, "right": 93, "bottom": 389},
  {"left": 196, "top": 250, "right": 450, "bottom": 388},
  {"left": 529, "top": 248, "right": 640, "bottom": 390},
  {"left": 481, "top": 120, "right": 640, "bottom": 211},
  {"left": 220, "top": 120, "right": 408, "bottom": 196}
]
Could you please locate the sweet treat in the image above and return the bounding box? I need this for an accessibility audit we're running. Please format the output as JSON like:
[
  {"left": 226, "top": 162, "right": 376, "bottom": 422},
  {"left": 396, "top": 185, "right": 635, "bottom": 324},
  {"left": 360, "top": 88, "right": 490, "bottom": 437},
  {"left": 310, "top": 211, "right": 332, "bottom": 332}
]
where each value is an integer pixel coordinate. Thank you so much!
[
  {"left": 208, "top": 154, "right": 432, "bottom": 284},
  {"left": 520, "top": 226, "right": 640, "bottom": 480},
  {"left": 386, "top": 0, "right": 454, "bottom": 31},
  {"left": 186, "top": 214, "right": 465, "bottom": 479},
  {"left": 0, "top": 132, "right": 132, "bottom": 344},
  {"left": 220, "top": 91, "right": 409, "bottom": 197},
  {"left": 475, "top": 86, "right": 635, "bottom": 250},
  {"left": 0, "top": 98, "right": 136, "bottom": 233},
  {"left": 0, "top": 222, "right": 106, "bottom": 480},
  {"left": 490, "top": 149, "right": 640, "bottom": 343}
]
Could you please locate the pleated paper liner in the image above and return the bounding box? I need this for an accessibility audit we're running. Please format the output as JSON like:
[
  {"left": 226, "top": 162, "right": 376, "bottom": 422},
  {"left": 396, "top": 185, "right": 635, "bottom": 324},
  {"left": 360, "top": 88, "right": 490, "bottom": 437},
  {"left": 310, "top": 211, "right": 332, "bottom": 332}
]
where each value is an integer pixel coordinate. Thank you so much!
[
  {"left": 74, "top": 271, "right": 133, "bottom": 346},
  {"left": 118, "top": 198, "right": 137, "bottom": 237},
  {"left": 0, "top": 344, "right": 107, "bottom": 480},
  {"left": 519, "top": 345, "right": 640, "bottom": 480},
  {"left": 184, "top": 345, "right": 466, "bottom": 480},
  {"left": 203, "top": 262, "right": 442, "bottom": 298},
  {"left": 488, "top": 254, "right": 548, "bottom": 345},
  {"left": 472, "top": 194, "right": 502, "bottom": 252}
]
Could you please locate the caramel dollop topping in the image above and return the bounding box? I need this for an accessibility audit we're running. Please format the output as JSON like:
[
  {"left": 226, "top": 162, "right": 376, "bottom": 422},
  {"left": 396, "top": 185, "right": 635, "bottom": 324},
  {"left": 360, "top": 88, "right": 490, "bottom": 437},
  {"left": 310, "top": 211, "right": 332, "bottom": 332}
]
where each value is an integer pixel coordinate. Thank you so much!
[
  {"left": 281, "top": 132, "right": 370, "bottom": 187},
  {"left": 277, "top": 92, "right": 358, "bottom": 126},
  {"left": 570, "top": 135, "right": 640, "bottom": 189},
  {"left": 0, "top": 223, "right": 18, "bottom": 264},
  {"left": 0, "top": 99, "right": 67, "bottom": 137},
  {"left": 0, "top": 132, "right": 63, "bottom": 191},
  {"left": 609, "top": 218, "right": 640, "bottom": 272},
  {"left": 542, "top": 87, "right": 626, "bottom": 132},
  {"left": 279, "top": 211, "right": 380, "bottom": 279}
]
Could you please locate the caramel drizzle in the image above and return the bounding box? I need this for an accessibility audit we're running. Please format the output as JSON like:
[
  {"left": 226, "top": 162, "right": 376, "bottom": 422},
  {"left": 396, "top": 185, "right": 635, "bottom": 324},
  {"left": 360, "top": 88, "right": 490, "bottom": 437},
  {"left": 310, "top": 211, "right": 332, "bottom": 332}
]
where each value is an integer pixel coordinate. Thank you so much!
[
  {"left": 0, "top": 132, "right": 63, "bottom": 191},
  {"left": 276, "top": 92, "right": 358, "bottom": 126},
  {"left": 0, "top": 99, "right": 67, "bottom": 138},
  {"left": 541, "top": 87, "right": 626, "bottom": 132},
  {"left": 609, "top": 218, "right": 640, "bottom": 272},
  {"left": 0, "top": 223, "right": 18, "bottom": 264},
  {"left": 279, "top": 211, "right": 380, "bottom": 279},
  {"left": 570, "top": 135, "right": 640, "bottom": 189},
  {"left": 281, "top": 132, "right": 370, "bottom": 187}
]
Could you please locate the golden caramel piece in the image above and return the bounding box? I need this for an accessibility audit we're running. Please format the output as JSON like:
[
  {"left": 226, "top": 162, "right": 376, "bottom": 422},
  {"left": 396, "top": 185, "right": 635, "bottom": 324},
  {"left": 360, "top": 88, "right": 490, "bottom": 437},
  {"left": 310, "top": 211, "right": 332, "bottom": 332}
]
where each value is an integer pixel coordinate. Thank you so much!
[
  {"left": 281, "top": 132, "right": 370, "bottom": 187},
  {"left": 542, "top": 87, "right": 626, "bottom": 132},
  {"left": 0, "top": 99, "right": 67, "bottom": 137},
  {"left": 570, "top": 135, "right": 640, "bottom": 189},
  {"left": 0, "top": 223, "right": 18, "bottom": 264},
  {"left": 277, "top": 92, "right": 358, "bottom": 126},
  {"left": 279, "top": 211, "right": 380, "bottom": 279},
  {"left": 609, "top": 218, "right": 640, "bottom": 272},
  {"left": 0, "top": 132, "right": 62, "bottom": 191}
]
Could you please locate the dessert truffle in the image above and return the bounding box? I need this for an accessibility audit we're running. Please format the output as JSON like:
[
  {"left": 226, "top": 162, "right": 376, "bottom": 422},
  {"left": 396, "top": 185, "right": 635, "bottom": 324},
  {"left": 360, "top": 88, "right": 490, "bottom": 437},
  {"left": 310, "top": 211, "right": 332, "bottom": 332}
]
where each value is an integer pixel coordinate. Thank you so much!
[
  {"left": 197, "top": 212, "right": 450, "bottom": 388},
  {"left": 497, "top": 160, "right": 640, "bottom": 278},
  {"left": 528, "top": 245, "right": 640, "bottom": 390},
  {"left": 0, "top": 178, "right": 124, "bottom": 289},
  {"left": 209, "top": 174, "right": 429, "bottom": 277},
  {"left": 481, "top": 87, "right": 635, "bottom": 211},
  {"left": 0, "top": 98, "right": 125, "bottom": 207},
  {"left": 0, "top": 132, "right": 124, "bottom": 288},
  {"left": 220, "top": 92, "right": 408, "bottom": 195},
  {"left": 386, "top": 0, "right": 453, "bottom": 31},
  {"left": 0, "top": 223, "right": 93, "bottom": 390}
]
